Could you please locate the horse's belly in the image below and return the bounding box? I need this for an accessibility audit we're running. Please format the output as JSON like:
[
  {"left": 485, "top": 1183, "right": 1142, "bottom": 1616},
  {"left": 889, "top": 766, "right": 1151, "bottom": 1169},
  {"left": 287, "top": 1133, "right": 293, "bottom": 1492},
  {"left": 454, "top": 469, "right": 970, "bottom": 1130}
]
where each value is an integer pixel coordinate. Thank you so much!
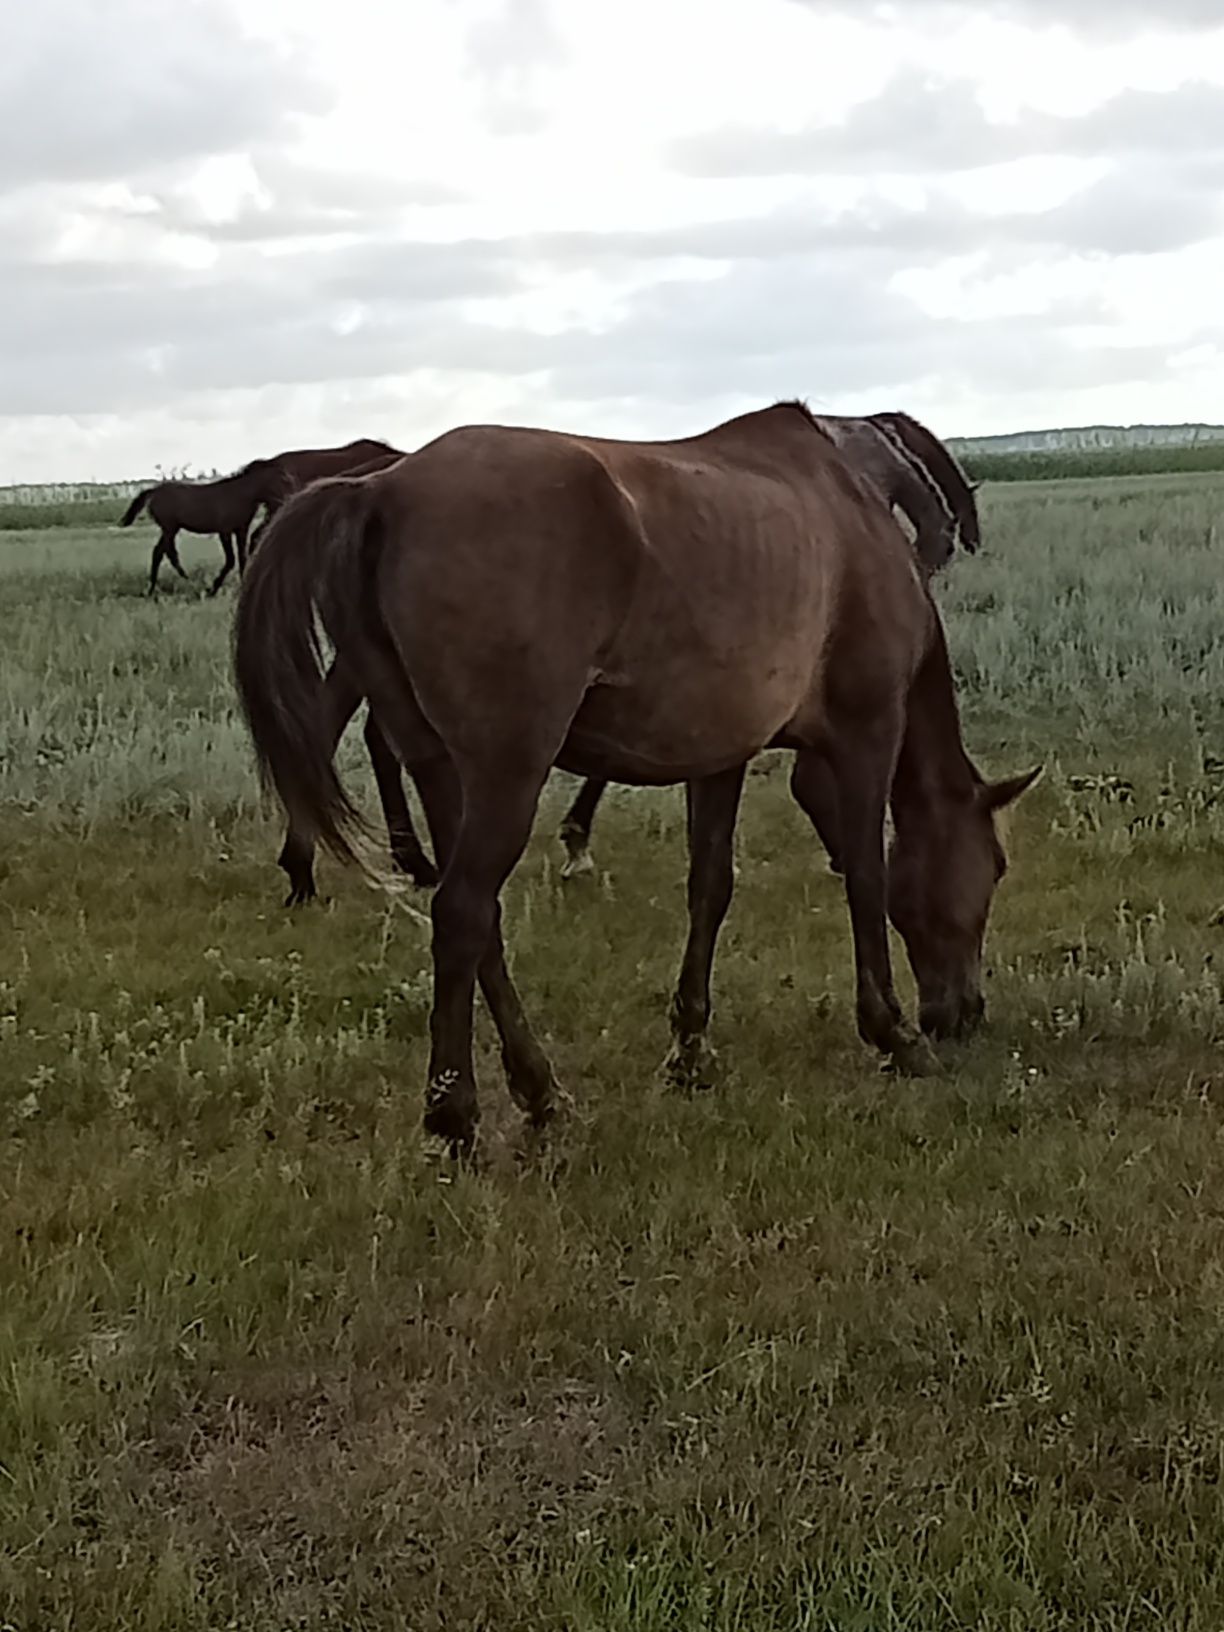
[
  {"left": 555, "top": 496, "right": 836, "bottom": 782},
  {"left": 558, "top": 647, "right": 816, "bottom": 784}
]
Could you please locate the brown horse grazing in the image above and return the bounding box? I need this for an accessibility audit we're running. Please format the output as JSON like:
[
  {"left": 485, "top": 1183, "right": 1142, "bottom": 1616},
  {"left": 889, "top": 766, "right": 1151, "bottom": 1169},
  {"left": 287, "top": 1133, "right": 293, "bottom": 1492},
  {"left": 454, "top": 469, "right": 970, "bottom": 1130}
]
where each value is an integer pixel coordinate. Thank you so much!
[
  {"left": 234, "top": 401, "right": 1038, "bottom": 1152},
  {"left": 554, "top": 408, "right": 983, "bottom": 879},
  {"left": 270, "top": 409, "right": 983, "bottom": 902},
  {"left": 246, "top": 439, "right": 405, "bottom": 556},
  {"left": 120, "top": 462, "right": 283, "bottom": 596}
]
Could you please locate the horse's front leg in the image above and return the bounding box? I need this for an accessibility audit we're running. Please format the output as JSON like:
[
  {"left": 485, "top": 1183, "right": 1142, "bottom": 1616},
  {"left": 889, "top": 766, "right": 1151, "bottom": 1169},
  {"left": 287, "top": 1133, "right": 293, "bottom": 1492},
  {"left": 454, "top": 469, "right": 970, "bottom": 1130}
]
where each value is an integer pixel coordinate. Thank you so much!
[
  {"left": 661, "top": 765, "right": 747, "bottom": 1090},
  {"left": 558, "top": 777, "right": 607, "bottom": 878},
  {"left": 363, "top": 711, "right": 438, "bottom": 887},
  {"left": 789, "top": 751, "right": 843, "bottom": 873},
  {"left": 791, "top": 739, "right": 934, "bottom": 1074}
]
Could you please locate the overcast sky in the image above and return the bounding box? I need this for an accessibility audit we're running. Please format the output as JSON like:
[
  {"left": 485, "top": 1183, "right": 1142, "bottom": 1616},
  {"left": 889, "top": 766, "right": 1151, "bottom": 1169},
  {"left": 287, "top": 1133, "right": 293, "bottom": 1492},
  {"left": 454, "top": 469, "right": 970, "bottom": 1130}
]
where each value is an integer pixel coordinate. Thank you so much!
[{"left": 4, "top": 0, "right": 1224, "bottom": 481}]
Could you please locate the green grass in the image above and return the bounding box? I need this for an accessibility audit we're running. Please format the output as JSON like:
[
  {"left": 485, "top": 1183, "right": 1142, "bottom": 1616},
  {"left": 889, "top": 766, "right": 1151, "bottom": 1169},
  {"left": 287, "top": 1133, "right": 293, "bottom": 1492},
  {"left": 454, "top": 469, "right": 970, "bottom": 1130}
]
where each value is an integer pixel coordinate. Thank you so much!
[{"left": 2, "top": 475, "right": 1224, "bottom": 1628}]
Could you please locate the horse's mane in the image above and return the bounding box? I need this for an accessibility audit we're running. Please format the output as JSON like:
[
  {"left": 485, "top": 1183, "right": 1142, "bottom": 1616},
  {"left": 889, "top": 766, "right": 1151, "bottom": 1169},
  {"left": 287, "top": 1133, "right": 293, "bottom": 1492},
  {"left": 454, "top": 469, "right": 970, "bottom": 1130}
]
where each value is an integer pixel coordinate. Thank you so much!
[{"left": 774, "top": 397, "right": 824, "bottom": 432}]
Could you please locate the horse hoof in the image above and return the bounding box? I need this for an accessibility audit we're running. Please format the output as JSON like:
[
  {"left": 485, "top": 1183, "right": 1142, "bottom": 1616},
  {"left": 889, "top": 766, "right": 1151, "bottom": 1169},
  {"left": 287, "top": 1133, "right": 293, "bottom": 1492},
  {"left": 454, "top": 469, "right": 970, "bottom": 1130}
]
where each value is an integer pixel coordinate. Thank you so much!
[
  {"left": 886, "top": 1033, "right": 941, "bottom": 1077},
  {"left": 560, "top": 849, "right": 596, "bottom": 881},
  {"left": 659, "top": 1037, "right": 721, "bottom": 1093},
  {"left": 423, "top": 1078, "right": 478, "bottom": 1152},
  {"left": 503, "top": 1056, "right": 559, "bottom": 1124},
  {"left": 525, "top": 1096, "right": 557, "bottom": 1132},
  {"left": 283, "top": 885, "right": 317, "bottom": 908},
  {"left": 401, "top": 855, "right": 440, "bottom": 889}
]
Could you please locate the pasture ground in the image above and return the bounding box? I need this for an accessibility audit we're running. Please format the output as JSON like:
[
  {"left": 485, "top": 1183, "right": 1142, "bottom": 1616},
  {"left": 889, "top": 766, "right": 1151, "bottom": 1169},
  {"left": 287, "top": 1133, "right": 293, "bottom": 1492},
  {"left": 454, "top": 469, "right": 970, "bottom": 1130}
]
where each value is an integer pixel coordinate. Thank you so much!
[{"left": 2, "top": 475, "right": 1224, "bottom": 1630}]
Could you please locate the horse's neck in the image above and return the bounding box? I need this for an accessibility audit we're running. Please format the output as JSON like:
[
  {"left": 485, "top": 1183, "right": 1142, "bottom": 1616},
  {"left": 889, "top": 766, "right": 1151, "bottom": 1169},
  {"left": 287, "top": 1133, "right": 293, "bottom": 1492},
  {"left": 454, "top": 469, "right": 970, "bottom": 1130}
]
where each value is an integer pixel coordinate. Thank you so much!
[
  {"left": 892, "top": 453, "right": 948, "bottom": 533},
  {"left": 859, "top": 420, "right": 948, "bottom": 531},
  {"left": 230, "top": 470, "right": 266, "bottom": 503},
  {"left": 887, "top": 413, "right": 974, "bottom": 528},
  {"left": 891, "top": 620, "right": 977, "bottom": 821}
]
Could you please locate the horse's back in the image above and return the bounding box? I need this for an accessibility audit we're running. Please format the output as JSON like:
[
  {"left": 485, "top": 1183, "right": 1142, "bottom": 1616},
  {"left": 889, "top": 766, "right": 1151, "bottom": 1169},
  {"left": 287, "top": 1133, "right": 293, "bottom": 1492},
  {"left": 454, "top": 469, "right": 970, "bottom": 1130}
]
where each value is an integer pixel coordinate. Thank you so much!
[{"left": 273, "top": 440, "right": 402, "bottom": 489}]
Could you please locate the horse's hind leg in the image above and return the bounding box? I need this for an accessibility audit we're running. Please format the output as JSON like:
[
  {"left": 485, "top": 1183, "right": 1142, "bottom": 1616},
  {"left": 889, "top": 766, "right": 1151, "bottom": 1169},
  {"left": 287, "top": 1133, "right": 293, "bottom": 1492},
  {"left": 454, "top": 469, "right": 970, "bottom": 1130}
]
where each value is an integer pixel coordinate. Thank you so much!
[
  {"left": 147, "top": 528, "right": 183, "bottom": 595},
  {"left": 412, "top": 757, "right": 557, "bottom": 1133},
  {"left": 414, "top": 760, "right": 553, "bottom": 1149},
  {"left": 278, "top": 660, "right": 362, "bottom": 905},
  {"left": 558, "top": 777, "right": 606, "bottom": 878},
  {"left": 165, "top": 531, "right": 190, "bottom": 581},
  {"left": 661, "top": 764, "right": 747, "bottom": 1091},
  {"left": 208, "top": 533, "right": 236, "bottom": 597},
  {"left": 363, "top": 711, "right": 438, "bottom": 887}
]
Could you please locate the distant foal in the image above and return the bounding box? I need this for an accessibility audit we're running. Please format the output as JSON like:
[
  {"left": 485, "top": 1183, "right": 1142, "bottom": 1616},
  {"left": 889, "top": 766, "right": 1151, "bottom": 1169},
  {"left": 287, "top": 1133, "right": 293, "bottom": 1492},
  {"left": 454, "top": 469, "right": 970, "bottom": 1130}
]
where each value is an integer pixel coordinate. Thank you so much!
[{"left": 119, "top": 462, "right": 282, "bottom": 596}]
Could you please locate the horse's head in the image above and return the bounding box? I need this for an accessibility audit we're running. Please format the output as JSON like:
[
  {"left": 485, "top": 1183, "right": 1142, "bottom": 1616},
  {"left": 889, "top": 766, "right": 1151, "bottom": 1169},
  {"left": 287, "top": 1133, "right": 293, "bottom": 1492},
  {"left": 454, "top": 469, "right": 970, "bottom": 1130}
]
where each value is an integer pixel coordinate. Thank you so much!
[
  {"left": 887, "top": 764, "right": 1041, "bottom": 1038},
  {"left": 957, "top": 484, "right": 984, "bottom": 554},
  {"left": 915, "top": 511, "right": 959, "bottom": 574}
]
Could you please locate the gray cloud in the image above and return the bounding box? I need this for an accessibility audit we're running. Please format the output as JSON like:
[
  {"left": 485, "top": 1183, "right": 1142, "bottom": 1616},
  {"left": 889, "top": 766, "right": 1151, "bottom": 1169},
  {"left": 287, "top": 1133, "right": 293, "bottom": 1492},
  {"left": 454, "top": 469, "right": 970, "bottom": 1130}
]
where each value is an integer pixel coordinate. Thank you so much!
[
  {"left": 530, "top": 253, "right": 1147, "bottom": 411},
  {"left": 1034, "top": 166, "right": 1224, "bottom": 256},
  {"left": 319, "top": 236, "right": 518, "bottom": 302},
  {"left": 140, "top": 155, "right": 466, "bottom": 244},
  {"left": 670, "top": 77, "right": 1224, "bottom": 179},
  {"left": 463, "top": 0, "right": 566, "bottom": 135},
  {"left": 784, "top": 0, "right": 1224, "bottom": 37},
  {"left": 2, "top": 0, "right": 327, "bottom": 191},
  {"left": 0, "top": 239, "right": 531, "bottom": 416},
  {"left": 527, "top": 162, "right": 1221, "bottom": 266},
  {"left": 0, "top": 154, "right": 1207, "bottom": 423},
  {"left": 1, "top": 0, "right": 1216, "bottom": 459}
]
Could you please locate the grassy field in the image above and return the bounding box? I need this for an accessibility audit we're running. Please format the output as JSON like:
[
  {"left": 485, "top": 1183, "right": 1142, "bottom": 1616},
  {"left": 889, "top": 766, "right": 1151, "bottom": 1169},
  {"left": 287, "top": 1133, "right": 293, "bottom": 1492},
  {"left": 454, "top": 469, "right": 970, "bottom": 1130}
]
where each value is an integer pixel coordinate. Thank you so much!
[{"left": 2, "top": 478, "right": 1223, "bottom": 1630}]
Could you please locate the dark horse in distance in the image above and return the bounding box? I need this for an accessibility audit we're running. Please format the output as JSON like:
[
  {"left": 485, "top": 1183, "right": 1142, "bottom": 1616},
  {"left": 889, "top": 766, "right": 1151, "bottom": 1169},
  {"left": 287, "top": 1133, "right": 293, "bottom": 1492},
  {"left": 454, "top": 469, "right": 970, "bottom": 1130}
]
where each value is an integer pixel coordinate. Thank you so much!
[
  {"left": 121, "top": 440, "right": 405, "bottom": 597},
  {"left": 120, "top": 462, "right": 283, "bottom": 596},
  {"left": 234, "top": 401, "right": 1038, "bottom": 1150}
]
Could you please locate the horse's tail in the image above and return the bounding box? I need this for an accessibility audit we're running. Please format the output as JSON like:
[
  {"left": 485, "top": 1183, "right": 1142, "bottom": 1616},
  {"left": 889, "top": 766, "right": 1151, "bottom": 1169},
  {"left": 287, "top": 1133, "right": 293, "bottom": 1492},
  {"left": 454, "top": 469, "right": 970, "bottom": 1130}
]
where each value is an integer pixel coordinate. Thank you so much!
[
  {"left": 233, "top": 475, "right": 388, "bottom": 876},
  {"left": 119, "top": 487, "right": 154, "bottom": 526}
]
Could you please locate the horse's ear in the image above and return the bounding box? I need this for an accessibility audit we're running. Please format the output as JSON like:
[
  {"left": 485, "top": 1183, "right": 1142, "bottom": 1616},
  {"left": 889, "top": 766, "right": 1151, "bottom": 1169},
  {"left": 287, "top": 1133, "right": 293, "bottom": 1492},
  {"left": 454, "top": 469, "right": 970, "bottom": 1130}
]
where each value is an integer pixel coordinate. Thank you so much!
[{"left": 980, "top": 765, "right": 1043, "bottom": 811}]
